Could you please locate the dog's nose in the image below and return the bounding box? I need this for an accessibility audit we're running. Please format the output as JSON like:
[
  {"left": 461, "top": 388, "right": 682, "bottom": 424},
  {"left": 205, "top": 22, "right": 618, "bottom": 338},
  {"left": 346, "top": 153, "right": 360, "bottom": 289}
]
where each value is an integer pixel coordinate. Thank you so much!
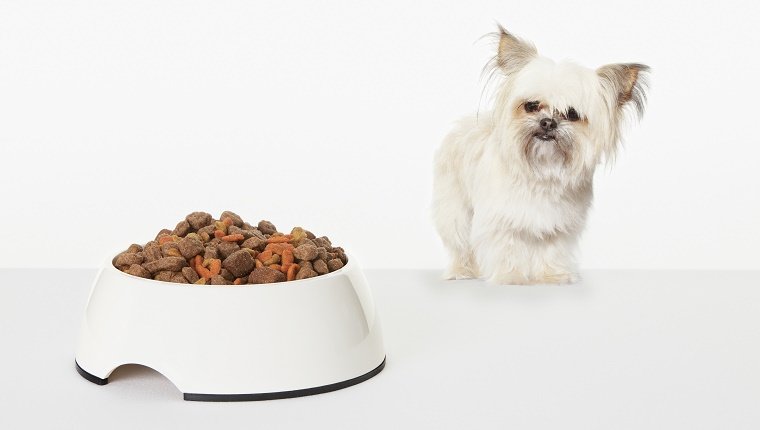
[{"left": 540, "top": 118, "right": 557, "bottom": 131}]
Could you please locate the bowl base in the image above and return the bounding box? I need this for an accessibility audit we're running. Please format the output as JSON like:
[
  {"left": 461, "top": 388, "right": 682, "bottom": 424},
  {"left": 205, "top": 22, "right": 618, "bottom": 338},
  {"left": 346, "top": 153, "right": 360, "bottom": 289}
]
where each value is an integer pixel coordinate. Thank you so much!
[
  {"left": 75, "top": 361, "right": 108, "bottom": 385},
  {"left": 75, "top": 358, "right": 386, "bottom": 402}
]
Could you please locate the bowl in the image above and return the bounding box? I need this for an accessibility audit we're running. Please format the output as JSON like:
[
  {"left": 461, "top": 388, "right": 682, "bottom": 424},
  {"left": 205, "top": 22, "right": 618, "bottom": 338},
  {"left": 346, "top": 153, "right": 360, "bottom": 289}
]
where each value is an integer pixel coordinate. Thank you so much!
[{"left": 74, "top": 252, "right": 385, "bottom": 401}]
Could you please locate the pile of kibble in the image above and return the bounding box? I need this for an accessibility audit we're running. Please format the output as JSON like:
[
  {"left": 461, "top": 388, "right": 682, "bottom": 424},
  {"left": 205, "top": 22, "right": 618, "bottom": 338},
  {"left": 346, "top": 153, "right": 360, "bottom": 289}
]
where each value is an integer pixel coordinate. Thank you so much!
[{"left": 112, "top": 211, "right": 347, "bottom": 285}]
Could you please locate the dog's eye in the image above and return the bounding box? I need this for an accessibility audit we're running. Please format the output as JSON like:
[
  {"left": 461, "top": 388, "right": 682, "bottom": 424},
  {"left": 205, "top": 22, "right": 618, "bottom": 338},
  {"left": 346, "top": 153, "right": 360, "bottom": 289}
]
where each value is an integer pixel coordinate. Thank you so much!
[
  {"left": 524, "top": 101, "right": 540, "bottom": 113},
  {"left": 567, "top": 107, "right": 580, "bottom": 121}
]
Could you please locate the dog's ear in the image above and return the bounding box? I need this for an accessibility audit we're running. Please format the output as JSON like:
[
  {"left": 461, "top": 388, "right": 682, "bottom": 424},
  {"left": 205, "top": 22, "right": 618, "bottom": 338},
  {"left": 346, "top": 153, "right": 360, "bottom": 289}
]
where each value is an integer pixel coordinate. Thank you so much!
[
  {"left": 596, "top": 63, "right": 650, "bottom": 119},
  {"left": 496, "top": 25, "right": 537, "bottom": 76}
]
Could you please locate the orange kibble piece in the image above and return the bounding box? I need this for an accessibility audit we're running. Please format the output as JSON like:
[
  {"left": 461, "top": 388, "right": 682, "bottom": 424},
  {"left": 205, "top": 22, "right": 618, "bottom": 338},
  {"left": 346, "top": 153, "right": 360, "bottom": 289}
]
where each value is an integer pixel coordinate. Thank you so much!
[
  {"left": 282, "top": 248, "right": 294, "bottom": 266},
  {"left": 287, "top": 264, "right": 299, "bottom": 281},
  {"left": 233, "top": 278, "right": 242, "bottom": 285},
  {"left": 214, "top": 230, "right": 225, "bottom": 239},
  {"left": 266, "top": 234, "right": 293, "bottom": 244},
  {"left": 196, "top": 264, "right": 212, "bottom": 279},
  {"left": 265, "top": 243, "right": 287, "bottom": 254},
  {"left": 255, "top": 259, "right": 264, "bottom": 268},
  {"left": 208, "top": 259, "right": 222, "bottom": 276},
  {"left": 221, "top": 233, "right": 244, "bottom": 242},
  {"left": 256, "top": 250, "right": 273, "bottom": 262},
  {"left": 222, "top": 217, "right": 234, "bottom": 227},
  {"left": 269, "top": 264, "right": 282, "bottom": 272},
  {"left": 158, "top": 235, "right": 174, "bottom": 245}
]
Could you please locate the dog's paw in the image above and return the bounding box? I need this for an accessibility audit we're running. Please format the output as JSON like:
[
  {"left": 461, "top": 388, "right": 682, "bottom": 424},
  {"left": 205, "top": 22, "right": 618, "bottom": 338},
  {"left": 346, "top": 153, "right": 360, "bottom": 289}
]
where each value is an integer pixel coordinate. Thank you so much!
[
  {"left": 537, "top": 272, "right": 580, "bottom": 285},
  {"left": 443, "top": 263, "right": 479, "bottom": 280},
  {"left": 487, "top": 270, "right": 531, "bottom": 285},
  {"left": 487, "top": 271, "right": 579, "bottom": 285}
]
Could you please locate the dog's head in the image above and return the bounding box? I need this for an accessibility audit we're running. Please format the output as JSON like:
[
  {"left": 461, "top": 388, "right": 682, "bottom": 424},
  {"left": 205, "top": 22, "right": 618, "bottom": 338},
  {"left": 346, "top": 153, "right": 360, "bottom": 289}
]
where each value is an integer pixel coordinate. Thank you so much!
[{"left": 489, "top": 26, "right": 649, "bottom": 183}]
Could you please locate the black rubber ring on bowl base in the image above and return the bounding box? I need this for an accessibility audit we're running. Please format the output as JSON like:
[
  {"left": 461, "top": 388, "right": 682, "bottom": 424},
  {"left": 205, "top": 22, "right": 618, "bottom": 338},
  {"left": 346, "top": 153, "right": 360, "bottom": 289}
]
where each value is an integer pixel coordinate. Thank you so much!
[
  {"left": 75, "top": 361, "right": 109, "bottom": 386},
  {"left": 183, "top": 357, "right": 386, "bottom": 402}
]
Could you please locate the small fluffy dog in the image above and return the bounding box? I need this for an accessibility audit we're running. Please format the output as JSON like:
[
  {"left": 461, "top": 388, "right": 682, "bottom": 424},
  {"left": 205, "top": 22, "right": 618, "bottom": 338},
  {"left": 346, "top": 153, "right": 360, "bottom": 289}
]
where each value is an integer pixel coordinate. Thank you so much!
[{"left": 432, "top": 26, "right": 648, "bottom": 285}]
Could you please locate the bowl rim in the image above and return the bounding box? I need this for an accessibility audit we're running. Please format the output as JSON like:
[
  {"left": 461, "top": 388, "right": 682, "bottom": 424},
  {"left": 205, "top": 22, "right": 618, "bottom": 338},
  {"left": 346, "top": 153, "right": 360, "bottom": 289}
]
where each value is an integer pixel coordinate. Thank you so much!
[{"left": 108, "top": 249, "right": 353, "bottom": 289}]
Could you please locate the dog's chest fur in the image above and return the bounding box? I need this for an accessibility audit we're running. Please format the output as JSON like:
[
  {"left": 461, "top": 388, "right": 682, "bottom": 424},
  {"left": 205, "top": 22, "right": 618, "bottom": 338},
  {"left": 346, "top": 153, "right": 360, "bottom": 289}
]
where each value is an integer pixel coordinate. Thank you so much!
[{"left": 447, "top": 115, "right": 593, "bottom": 239}]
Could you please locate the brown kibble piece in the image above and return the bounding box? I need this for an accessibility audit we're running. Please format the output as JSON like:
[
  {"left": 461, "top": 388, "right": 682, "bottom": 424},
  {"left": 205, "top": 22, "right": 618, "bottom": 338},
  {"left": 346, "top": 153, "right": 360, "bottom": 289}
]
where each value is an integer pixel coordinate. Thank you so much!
[
  {"left": 327, "top": 258, "right": 344, "bottom": 272},
  {"left": 313, "top": 259, "right": 329, "bottom": 275},
  {"left": 242, "top": 236, "right": 267, "bottom": 251},
  {"left": 186, "top": 211, "right": 213, "bottom": 230},
  {"left": 173, "top": 220, "right": 191, "bottom": 237},
  {"left": 257, "top": 220, "right": 277, "bottom": 235},
  {"left": 220, "top": 211, "right": 244, "bottom": 227},
  {"left": 155, "top": 229, "right": 172, "bottom": 240},
  {"left": 293, "top": 243, "right": 318, "bottom": 261},
  {"left": 178, "top": 236, "right": 205, "bottom": 259},
  {"left": 227, "top": 225, "right": 246, "bottom": 237},
  {"left": 143, "top": 256, "right": 188, "bottom": 274},
  {"left": 220, "top": 268, "right": 235, "bottom": 281},
  {"left": 170, "top": 273, "right": 189, "bottom": 284},
  {"left": 161, "top": 242, "right": 180, "bottom": 258},
  {"left": 298, "top": 238, "right": 316, "bottom": 248},
  {"left": 223, "top": 250, "right": 256, "bottom": 278},
  {"left": 114, "top": 252, "right": 144, "bottom": 268},
  {"left": 182, "top": 266, "right": 200, "bottom": 283},
  {"left": 154, "top": 271, "right": 175, "bottom": 282},
  {"left": 249, "top": 267, "right": 286, "bottom": 284},
  {"left": 204, "top": 245, "right": 219, "bottom": 260},
  {"left": 209, "top": 275, "right": 231, "bottom": 285},
  {"left": 295, "top": 265, "right": 318, "bottom": 280},
  {"left": 126, "top": 244, "right": 143, "bottom": 254},
  {"left": 142, "top": 243, "right": 161, "bottom": 262},
  {"left": 217, "top": 241, "right": 240, "bottom": 259},
  {"left": 197, "top": 225, "right": 215, "bottom": 241},
  {"left": 125, "top": 264, "right": 151, "bottom": 279},
  {"left": 333, "top": 246, "right": 348, "bottom": 264},
  {"left": 313, "top": 236, "right": 332, "bottom": 249}
]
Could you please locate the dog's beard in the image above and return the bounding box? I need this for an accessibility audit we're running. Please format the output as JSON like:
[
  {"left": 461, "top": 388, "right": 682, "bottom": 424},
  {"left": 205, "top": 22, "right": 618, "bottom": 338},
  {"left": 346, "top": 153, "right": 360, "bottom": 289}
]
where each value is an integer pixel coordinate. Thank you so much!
[{"left": 516, "top": 124, "right": 575, "bottom": 179}]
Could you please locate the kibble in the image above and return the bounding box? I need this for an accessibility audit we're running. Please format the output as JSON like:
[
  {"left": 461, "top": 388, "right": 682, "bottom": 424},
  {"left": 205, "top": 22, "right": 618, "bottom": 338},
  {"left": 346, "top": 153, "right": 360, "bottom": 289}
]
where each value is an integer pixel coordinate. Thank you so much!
[
  {"left": 113, "top": 211, "right": 349, "bottom": 285},
  {"left": 223, "top": 250, "right": 255, "bottom": 278},
  {"left": 249, "top": 267, "right": 286, "bottom": 284}
]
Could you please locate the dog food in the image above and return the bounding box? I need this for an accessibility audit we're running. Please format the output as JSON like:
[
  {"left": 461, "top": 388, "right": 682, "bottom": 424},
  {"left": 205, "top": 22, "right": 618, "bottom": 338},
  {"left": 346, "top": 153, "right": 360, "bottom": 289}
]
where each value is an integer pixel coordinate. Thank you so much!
[{"left": 113, "top": 211, "right": 348, "bottom": 285}]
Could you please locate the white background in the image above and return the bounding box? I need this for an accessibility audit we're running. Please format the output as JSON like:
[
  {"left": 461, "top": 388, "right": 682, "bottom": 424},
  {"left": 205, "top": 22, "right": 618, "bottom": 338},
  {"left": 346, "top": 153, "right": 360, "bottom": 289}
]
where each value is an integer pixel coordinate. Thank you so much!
[{"left": 1, "top": 0, "right": 758, "bottom": 270}]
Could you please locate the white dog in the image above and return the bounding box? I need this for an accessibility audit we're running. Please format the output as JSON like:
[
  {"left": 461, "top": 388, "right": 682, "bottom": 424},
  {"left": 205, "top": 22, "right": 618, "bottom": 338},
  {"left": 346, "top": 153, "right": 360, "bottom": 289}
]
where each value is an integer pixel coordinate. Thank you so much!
[{"left": 432, "top": 26, "right": 648, "bottom": 285}]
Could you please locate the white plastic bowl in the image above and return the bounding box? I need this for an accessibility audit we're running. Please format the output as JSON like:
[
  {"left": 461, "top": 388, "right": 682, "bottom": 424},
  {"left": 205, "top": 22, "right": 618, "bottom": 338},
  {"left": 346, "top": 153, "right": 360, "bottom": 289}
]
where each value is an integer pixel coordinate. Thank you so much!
[{"left": 75, "top": 253, "right": 385, "bottom": 401}]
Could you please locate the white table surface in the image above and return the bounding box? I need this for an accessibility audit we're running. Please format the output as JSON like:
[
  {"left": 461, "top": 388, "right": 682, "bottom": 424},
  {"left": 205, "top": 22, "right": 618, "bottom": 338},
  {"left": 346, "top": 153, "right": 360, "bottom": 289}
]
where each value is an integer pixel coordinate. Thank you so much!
[{"left": 1, "top": 268, "right": 759, "bottom": 429}]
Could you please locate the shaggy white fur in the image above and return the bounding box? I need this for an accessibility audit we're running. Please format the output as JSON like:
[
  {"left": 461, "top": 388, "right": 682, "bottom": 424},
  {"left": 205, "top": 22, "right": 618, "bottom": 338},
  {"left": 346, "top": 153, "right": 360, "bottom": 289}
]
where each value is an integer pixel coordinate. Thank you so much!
[{"left": 432, "top": 27, "right": 648, "bottom": 285}]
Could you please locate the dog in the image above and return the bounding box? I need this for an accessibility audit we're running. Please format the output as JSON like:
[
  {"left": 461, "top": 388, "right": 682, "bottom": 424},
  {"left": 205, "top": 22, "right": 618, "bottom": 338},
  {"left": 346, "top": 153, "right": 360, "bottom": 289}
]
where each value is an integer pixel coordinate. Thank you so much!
[{"left": 432, "top": 26, "right": 649, "bottom": 285}]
